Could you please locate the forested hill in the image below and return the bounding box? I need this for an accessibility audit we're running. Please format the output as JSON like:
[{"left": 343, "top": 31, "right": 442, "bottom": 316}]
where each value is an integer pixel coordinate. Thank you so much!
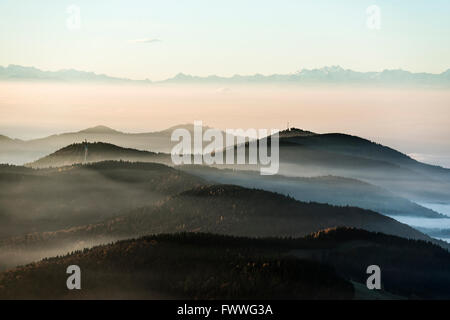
[
  {"left": 2, "top": 229, "right": 450, "bottom": 299},
  {"left": 0, "top": 161, "right": 204, "bottom": 238},
  {"left": 179, "top": 165, "right": 443, "bottom": 218},
  {"left": 27, "top": 142, "right": 171, "bottom": 168},
  {"left": 3, "top": 184, "right": 444, "bottom": 254}
]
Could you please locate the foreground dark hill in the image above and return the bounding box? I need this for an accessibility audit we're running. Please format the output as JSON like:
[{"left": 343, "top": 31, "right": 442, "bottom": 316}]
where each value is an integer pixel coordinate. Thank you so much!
[
  {"left": 180, "top": 165, "right": 442, "bottom": 218},
  {"left": 2, "top": 229, "right": 450, "bottom": 299},
  {"left": 22, "top": 138, "right": 450, "bottom": 215},
  {"left": 0, "top": 161, "right": 204, "bottom": 238},
  {"left": 300, "top": 228, "right": 450, "bottom": 299},
  {"left": 0, "top": 232, "right": 354, "bottom": 300},
  {"left": 27, "top": 142, "right": 171, "bottom": 168}
]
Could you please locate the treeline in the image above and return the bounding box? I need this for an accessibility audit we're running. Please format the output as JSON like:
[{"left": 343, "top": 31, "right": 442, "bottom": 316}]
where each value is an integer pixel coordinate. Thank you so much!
[
  {"left": 2, "top": 230, "right": 450, "bottom": 299},
  {"left": 0, "top": 161, "right": 204, "bottom": 238},
  {"left": 0, "top": 232, "right": 354, "bottom": 300}
]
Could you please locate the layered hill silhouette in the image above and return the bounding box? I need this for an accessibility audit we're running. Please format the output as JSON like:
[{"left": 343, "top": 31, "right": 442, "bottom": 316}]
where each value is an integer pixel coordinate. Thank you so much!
[
  {"left": 299, "top": 228, "right": 450, "bottom": 299},
  {"left": 2, "top": 229, "right": 450, "bottom": 299},
  {"left": 1, "top": 157, "right": 449, "bottom": 299},
  {"left": 180, "top": 165, "right": 443, "bottom": 218},
  {"left": 2, "top": 64, "right": 449, "bottom": 86},
  {"left": 2, "top": 124, "right": 449, "bottom": 204},
  {"left": 2, "top": 183, "right": 447, "bottom": 271},
  {"left": 211, "top": 128, "right": 450, "bottom": 203},
  {"left": 25, "top": 142, "right": 445, "bottom": 218},
  {"left": 19, "top": 139, "right": 450, "bottom": 218},
  {"left": 0, "top": 124, "right": 221, "bottom": 165},
  {"left": 0, "top": 161, "right": 204, "bottom": 238},
  {"left": 0, "top": 232, "right": 355, "bottom": 300},
  {"left": 275, "top": 131, "right": 450, "bottom": 202},
  {"left": 107, "top": 184, "right": 440, "bottom": 241},
  {"left": 277, "top": 129, "right": 450, "bottom": 180},
  {"left": 28, "top": 142, "right": 171, "bottom": 168}
]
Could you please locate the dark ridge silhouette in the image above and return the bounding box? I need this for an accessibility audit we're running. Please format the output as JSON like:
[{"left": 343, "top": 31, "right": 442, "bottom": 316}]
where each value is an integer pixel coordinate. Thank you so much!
[
  {"left": 278, "top": 129, "right": 450, "bottom": 177},
  {"left": 0, "top": 124, "right": 225, "bottom": 164},
  {"left": 180, "top": 165, "right": 444, "bottom": 218},
  {"left": 278, "top": 128, "right": 316, "bottom": 138},
  {"left": 27, "top": 142, "right": 171, "bottom": 168},
  {"left": 0, "top": 64, "right": 152, "bottom": 84},
  {"left": 0, "top": 231, "right": 355, "bottom": 300},
  {"left": 224, "top": 129, "right": 450, "bottom": 202},
  {"left": 2, "top": 229, "right": 450, "bottom": 299},
  {"left": 2, "top": 124, "right": 449, "bottom": 203},
  {"left": 2, "top": 183, "right": 445, "bottom": 261}
]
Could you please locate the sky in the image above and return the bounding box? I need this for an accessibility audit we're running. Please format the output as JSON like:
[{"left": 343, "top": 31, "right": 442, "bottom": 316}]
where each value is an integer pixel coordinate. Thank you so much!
[{"left": 0, "top": 0, "right": 449, "bottom": 80}]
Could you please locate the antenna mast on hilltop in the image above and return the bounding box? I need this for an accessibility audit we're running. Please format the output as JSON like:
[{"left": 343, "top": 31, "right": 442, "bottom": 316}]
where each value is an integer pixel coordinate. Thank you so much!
[{"left": 83, "top": 139, "right": 88, "bottom": 163}]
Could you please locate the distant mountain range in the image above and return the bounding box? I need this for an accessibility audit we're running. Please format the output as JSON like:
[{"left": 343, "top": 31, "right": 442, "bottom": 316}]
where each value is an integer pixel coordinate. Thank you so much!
[
  {"left": 164, "top": 66, "right": 450, "bottom": 86},
  {"left": 0, "top": 65, "right": 152, "bottom": 84},
  {"left": 1, "top": 64, "right": 449, "bottom": 86}
]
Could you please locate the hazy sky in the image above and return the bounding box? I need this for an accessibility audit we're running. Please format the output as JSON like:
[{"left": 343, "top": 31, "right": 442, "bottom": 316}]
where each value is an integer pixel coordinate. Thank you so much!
[{"left": 1, "top": 0, "right": 449, "bottom": 80}]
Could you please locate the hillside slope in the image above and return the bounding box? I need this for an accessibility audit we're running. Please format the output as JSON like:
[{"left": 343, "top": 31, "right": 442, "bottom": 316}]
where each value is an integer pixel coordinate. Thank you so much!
[
  {"left": 1, "top": 229, "right": 450, "bottom": 299},
  {"left": 27, "top": 142, "right": 171, "bottom": 168},
  {"left": 2, "top": 184, "right": 446, "bottom": 271},
  {"left": 0, "top": 124, "right": 221, "bottom": 165},
  {"left": 0, "top": 161, "right": 204, "bottom": 238},
  {"left": 180, "top": 165, "right": 443, "bottom": 218}
]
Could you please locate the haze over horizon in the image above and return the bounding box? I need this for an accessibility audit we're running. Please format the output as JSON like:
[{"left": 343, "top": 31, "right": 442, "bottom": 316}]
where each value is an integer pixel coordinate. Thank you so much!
[{"left": 1, "top": 81, "right": 449, "bottom": 168}]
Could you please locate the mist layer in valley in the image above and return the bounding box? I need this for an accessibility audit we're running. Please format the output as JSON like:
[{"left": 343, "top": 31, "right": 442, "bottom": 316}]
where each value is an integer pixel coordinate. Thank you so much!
[
  {"left": 1, "top": 82, "right": 450, "bottom": 168},
  {"left": 2, "top": 125, "right": 450, "bottom": 267},
  {"left": 1, "top": 159, "right": 448, "bottom": 272}
]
